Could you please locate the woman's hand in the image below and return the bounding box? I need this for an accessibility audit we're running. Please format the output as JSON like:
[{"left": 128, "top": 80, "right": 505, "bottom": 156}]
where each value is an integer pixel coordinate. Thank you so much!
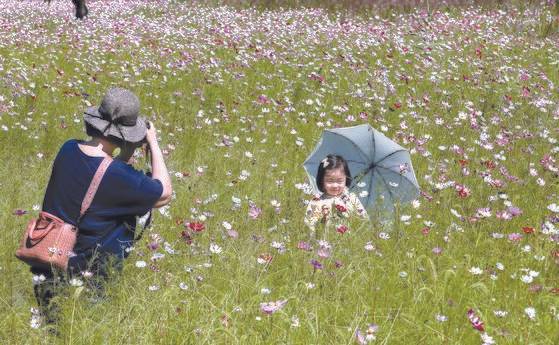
[
  {"left": 145, "top": 121, "right": 158, "bottom": 146},
  {"left": 144, "top": 120, "right": 172, "bottom": 208}
]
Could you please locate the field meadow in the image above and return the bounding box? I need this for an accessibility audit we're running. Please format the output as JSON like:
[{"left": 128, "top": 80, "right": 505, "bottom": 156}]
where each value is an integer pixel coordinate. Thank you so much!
[{"left": 0, "top": 0, "right": 558, "bottom": 344}]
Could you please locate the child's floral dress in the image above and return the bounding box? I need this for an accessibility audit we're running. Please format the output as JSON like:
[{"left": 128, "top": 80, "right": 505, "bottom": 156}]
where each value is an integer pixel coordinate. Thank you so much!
[{"left": 304, "top": 188, "right": 368, "bottom": 239}]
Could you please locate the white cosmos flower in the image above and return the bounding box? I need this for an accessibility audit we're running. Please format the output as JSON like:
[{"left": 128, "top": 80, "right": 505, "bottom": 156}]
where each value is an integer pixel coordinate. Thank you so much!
[
  {"left": 69, "top": 278, "right": 83, "bottom": 287},
  {"left": 524, "top": 307, "right": 536, "bottom": 320},
  {"left": 480, "top": 332, "right": 495, "bottom": 345},
  {"left": 450, "top": 209, "right": 462, "bottom": 218},
  {"left": 547, "top": 203, "right": 559, "bottom": 213},
  {"left": 378, "top": 232, "right": 390, "bottom": 240},
  {"left": 469, "top": 266, "right": 483, "bottom": 275},
  {"left": 30, "top": 307, "right": 43, "bottom": 329},
  {"left": 493, "top": 310, "right": 508, "bottom": 318},
  {"left": 209, "top": 243, "right": 222, "bottom": 254}
]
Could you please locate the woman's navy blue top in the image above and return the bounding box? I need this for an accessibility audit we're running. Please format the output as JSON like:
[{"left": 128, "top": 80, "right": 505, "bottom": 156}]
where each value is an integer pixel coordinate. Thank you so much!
[{"left": 41, "top": 139, "right": 163, "bottom": 271}]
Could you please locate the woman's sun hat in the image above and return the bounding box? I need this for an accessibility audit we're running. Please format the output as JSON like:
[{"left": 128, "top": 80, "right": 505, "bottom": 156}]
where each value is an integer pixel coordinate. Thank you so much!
[{"left": 84, "top": 88, "right": 147, "bottom": 144}]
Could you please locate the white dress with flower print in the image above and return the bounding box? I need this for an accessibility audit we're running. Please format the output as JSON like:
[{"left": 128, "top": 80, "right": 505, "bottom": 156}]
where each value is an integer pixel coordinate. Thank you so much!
[{"left": 304, "top": 189, "right": 369, "bottom": 236}]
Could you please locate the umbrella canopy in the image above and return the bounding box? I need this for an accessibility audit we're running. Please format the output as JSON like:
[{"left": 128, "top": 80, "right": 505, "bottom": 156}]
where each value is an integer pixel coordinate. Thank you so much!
[{"left": 303, "top": 124, "right": 419, "bottom": 210}]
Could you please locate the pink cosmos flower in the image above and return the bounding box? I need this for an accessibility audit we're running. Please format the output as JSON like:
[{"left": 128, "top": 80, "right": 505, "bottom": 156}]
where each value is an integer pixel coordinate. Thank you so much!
[
  {"left": 260, "top": 300, "right": 287, "bottom": 315},
  {"left": 432, "top": 247, "right": 443, "bottom": 255},
  {"left": 508, "top": 233, "right": 523, "bottom": 242},
  {"left": 13, "top": 209, "right": 27, "bottom": 216},
  {"left": 507, "top": 206, "right": 522, "bottom": 217},
  {"left": 248, "top": 203, "right": 262, "bottom": 219},
  {"left": 317, "top": 247, "right": 331, "bottom": 258},
  {"left": 355, "top": 324, "right": 378, "bottom": 344},
  {"left": 496, "top": 210, "right": 512, "bottom": 220},
  {"left": 297, "top": 241, "right": 312, "bottom": 251}
]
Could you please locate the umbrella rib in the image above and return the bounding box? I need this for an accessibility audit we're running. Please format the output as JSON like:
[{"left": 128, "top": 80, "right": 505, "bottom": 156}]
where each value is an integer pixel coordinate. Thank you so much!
[
  {"left": 374, "top": 165, "right": 419, "bottom": 191},
  {"left": 345, "top": 160, "right": 367, "bottom": 165},
  {"left": 372, "top": 129, "right": 376, "bottom": 160},
  {"left": 373, "top": 149, "right": 408, "bottom": 166}
]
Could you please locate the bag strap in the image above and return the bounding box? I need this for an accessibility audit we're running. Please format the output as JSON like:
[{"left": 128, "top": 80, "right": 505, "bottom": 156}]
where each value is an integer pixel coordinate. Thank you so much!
[{"left": 78, "top": 156, "right": 112, "bottom": 223}]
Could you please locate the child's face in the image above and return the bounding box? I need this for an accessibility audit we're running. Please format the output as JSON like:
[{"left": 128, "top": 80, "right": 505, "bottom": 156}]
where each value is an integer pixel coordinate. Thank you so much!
[{"left": 323, "top": 167, "right": 346, "bottom": 197}]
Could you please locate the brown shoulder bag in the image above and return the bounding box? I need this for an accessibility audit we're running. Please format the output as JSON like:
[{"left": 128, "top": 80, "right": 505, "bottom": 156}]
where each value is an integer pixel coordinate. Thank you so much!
[{"left": 16, "top": 157, "right": 112, "bottom": 271}]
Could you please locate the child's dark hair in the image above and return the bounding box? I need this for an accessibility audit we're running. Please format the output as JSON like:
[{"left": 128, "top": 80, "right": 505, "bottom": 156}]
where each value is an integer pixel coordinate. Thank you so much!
[{"left": 316, "top": 154, "right": 352, "bottom": 193}]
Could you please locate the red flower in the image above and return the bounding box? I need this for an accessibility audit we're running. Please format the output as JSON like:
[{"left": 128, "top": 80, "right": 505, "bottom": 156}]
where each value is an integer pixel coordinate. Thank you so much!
[
  {"left": 187, "top": 222, "right": 205, "bottom": 232},
  {"left": 483, "top": 160, "right": 496, "bottom": 170},
  {"left": 335, "top": 204, "right": 347, "bottom": 213},
  {"left": 421, "top": 227, "right": 430, "bottom": 235},
  {"left": 258, "top": 253, "right": 273, "bottom": 264},
  {"left": 467, "top": 309, "right": 485, "bottom": 332},
  {"left": 336, "top": 224, "right": 349, "bottom": 234},
  {"left": 455, "top": 184, "right": 471, "bottom": 198},
  {"left": 522, "top": 226, "right": 535, "bottom": 234}
]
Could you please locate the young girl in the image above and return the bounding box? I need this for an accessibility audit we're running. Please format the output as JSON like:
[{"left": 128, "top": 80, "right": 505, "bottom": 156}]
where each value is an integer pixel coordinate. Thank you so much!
[{"left": 304, "top": 154, "right": 368, "bottom": 238}]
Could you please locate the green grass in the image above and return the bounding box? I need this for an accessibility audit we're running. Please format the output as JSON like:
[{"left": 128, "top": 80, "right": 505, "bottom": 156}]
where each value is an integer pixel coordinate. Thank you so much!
[{"left": 1, "top": 1, "right": 558, "bottom": 344}]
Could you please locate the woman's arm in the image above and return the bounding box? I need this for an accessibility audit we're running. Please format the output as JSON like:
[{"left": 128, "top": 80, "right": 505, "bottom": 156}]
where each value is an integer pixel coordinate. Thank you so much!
[{"left": 145, "top": 122, "right": 173, "bottom": 208}]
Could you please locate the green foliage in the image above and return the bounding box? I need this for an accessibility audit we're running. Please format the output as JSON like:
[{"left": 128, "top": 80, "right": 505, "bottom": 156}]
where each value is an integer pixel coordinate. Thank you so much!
[{"left": 1, "top": 1, "right": 558, "bottom": 344}]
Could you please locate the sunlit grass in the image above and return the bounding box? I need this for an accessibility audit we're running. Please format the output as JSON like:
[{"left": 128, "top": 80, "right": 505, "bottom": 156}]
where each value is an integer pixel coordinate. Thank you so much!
[{"left": 1, "top": 1, "right": 558, "bottom": 344}]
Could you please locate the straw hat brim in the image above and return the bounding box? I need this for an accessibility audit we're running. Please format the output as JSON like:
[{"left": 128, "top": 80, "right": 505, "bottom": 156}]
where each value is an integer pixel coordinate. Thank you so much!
[{"left": 84, "top": 106, "right": 147, "bottom": 144}]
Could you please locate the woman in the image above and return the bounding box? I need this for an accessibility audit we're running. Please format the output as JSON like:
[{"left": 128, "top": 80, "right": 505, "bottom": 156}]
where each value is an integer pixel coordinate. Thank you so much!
[{"left": 31, "top": 88, "right": 172, "bottom": 327}]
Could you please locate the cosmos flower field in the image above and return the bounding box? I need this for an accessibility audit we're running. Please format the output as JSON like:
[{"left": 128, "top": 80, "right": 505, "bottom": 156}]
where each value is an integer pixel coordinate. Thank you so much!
[{"left": 1, "top": 0, "right": 558, "bottom": 344}]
